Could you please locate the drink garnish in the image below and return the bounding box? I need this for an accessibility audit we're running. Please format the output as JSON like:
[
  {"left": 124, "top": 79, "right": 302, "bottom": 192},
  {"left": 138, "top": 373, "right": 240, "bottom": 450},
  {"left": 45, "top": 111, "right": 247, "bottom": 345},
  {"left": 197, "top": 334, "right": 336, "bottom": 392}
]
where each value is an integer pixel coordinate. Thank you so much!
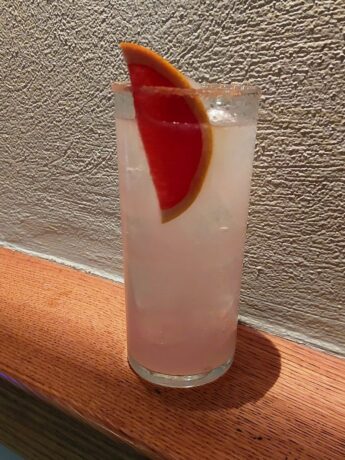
[{"left": 120, "top": 43, "right": 212, "bottom": 222}]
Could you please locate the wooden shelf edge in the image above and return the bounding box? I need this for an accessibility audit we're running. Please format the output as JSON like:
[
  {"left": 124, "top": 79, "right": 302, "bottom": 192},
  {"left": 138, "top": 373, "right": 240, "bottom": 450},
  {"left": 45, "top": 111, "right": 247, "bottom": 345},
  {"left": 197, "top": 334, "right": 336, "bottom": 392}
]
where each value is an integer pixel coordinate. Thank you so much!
[{"left": 0, "top": 247, "right": 344, "bottom": 460}]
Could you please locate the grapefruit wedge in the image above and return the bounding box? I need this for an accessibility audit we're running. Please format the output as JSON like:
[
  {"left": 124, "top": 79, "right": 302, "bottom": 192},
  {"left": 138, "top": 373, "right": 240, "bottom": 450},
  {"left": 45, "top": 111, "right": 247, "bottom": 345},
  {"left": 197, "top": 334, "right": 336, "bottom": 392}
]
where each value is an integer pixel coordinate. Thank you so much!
[{"left": 120, "top": 42, "right": 212, "bottom": 222}]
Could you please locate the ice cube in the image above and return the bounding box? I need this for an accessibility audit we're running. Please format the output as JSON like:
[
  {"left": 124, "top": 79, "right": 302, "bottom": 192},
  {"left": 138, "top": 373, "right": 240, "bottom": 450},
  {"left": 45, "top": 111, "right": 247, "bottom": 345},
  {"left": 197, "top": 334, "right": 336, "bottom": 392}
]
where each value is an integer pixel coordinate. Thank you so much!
[{"left": 207, "top": 103, "right": 237, "bottom": 126}]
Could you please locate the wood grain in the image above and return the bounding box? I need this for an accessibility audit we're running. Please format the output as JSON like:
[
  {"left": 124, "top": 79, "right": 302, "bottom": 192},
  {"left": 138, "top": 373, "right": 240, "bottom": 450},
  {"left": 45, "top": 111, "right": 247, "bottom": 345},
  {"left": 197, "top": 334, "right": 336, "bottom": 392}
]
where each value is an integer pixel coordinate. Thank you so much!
[{"left": 0, "top": 247, "right": 344, "bottom": 460}]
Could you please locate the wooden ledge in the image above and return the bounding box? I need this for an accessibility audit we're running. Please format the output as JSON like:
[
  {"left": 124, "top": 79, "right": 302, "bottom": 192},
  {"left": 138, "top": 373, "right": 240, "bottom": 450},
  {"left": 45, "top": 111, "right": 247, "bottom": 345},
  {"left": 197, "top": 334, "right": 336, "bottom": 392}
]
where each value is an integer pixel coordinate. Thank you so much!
[{"left": 0, "top": 248, "right": 344, "bottom": 459}]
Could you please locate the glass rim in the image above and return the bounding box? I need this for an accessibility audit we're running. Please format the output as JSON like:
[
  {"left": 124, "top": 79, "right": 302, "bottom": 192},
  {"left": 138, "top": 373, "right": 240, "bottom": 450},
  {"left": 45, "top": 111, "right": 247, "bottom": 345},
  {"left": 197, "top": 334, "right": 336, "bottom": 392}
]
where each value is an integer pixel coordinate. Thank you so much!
[{"left": 112, "top": 81, "right": 261, "bottom": 98}]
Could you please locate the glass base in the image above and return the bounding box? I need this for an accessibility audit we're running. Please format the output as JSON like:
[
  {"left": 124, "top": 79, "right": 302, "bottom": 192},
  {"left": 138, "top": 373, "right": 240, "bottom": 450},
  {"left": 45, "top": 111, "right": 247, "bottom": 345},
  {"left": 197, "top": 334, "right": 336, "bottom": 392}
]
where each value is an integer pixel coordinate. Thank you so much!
[{"left": 128, "top": 356, "right": 233, "bottom": 388}]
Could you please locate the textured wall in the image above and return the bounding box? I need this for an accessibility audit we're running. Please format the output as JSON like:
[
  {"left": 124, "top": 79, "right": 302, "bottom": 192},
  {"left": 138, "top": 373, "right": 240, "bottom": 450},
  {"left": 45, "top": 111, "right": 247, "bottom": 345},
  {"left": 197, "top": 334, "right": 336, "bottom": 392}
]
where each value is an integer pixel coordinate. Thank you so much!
[{"left": 1, "top": 0, "right": 344, "bottom": 354}]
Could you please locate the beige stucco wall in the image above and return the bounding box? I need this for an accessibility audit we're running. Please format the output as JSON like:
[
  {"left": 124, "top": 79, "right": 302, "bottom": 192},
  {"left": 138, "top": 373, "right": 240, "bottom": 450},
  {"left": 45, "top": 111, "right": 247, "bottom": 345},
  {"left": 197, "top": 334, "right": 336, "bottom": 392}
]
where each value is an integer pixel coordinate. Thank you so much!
[{"left": 1, "top": 1, "right": 344, "bottom": 355}]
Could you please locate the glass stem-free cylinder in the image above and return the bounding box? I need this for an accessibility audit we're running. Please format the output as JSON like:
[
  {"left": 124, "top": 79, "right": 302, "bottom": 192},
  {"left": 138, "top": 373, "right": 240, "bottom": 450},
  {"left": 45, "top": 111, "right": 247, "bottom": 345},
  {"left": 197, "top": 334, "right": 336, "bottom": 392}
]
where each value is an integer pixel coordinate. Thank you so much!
[{"left": 113, "top": 84, "right": 260, "bottom": 388}]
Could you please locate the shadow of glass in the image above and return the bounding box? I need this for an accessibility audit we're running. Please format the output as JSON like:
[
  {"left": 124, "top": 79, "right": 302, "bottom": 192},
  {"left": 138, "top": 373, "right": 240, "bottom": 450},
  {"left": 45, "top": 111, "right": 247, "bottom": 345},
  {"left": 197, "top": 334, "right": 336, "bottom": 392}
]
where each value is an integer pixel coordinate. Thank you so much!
[{"left": 141, "top": 325, "right": 281, "bottom": 410}]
